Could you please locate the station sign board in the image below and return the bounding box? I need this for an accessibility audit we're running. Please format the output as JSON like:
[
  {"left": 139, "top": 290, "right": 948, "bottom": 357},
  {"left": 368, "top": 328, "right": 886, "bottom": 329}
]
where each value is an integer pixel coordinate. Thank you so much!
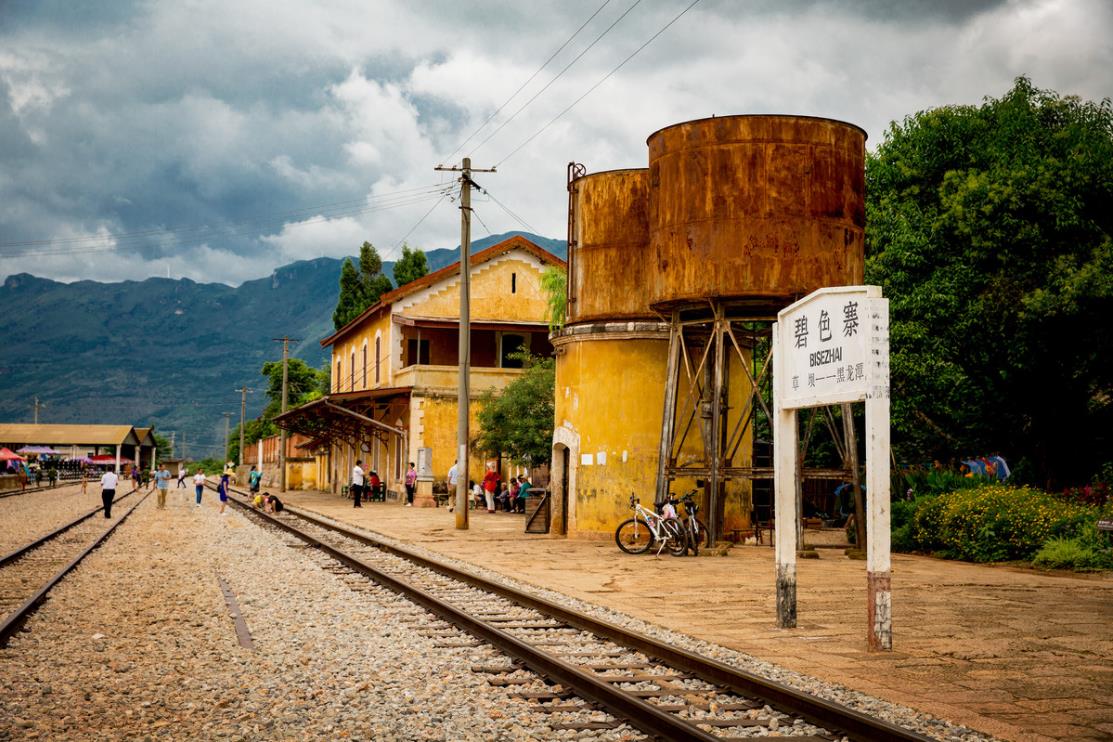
[{"left": 776, "top": 285, "right": 888, "bottom": 410}]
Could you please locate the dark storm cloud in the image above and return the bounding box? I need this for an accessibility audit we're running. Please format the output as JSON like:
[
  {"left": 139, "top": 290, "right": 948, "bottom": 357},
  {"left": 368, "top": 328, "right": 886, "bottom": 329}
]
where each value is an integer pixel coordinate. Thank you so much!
[{"left": 1, "top": 0, "right": 1109, "bottom": 284}]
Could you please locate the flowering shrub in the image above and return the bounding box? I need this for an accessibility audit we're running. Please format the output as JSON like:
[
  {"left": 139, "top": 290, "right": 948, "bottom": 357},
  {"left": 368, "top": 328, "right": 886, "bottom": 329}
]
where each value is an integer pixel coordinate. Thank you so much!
[
  {"left": 1058, "top": 482, "right": 1110, "bottom": 507},
  {"left": 907, "top": 484, "right": 1095, "bottom": 562}
]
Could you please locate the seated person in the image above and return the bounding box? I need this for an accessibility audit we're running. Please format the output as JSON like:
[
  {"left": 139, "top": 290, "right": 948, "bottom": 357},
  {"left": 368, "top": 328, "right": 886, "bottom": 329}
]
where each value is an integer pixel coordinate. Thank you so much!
[
  {"left": 470, "top": 480, "right": 484, "bottom": 509},
  {"left": 495, "top": 483, "right": 511, "bottom": 512},
  {"left": 514, "top": 476, "right": 531, "bottom": 513},
  {"left": 368, "top": 470, "right": 381, "bottom": 501},
  {"left": 264, "top": 492, "right": 284, "bottom": 514},
  {"left": 253, "top": 493, "right": 265, "bottom": 509}
]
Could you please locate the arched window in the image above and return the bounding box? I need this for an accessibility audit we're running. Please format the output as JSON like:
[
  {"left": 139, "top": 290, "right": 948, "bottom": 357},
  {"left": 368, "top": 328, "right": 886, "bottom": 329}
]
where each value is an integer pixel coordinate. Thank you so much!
[{"left": 375, "top": 336, "right": 382, "bottom": 383}]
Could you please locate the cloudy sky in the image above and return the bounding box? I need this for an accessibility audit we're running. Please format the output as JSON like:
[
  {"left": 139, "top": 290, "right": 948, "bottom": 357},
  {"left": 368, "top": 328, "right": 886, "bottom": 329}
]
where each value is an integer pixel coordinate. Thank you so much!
[{"left": 1, "top": 0, "right": 1110, "bottom": 285}]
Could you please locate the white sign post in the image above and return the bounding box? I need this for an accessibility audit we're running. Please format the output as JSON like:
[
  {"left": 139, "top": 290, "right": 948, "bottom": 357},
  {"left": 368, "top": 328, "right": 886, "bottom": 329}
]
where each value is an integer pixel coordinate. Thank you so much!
[{"left": 773, "top": 285, "right": 892, "bottom": 650}]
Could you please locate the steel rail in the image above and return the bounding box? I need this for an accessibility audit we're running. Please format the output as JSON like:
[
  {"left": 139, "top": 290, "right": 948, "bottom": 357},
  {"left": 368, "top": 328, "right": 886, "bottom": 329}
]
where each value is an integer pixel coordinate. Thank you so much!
[
  {"left": 221, "top": 484, "right": 930, "bottom": 741},
  {"left": 223, "top": 492, "right": 717, "bottom": 741},
  {"left": 0, "top": 491, "right": 151, "bottom": 647},
  {"left": 0, "top": 490, "right": 135, "bottom": 568}
]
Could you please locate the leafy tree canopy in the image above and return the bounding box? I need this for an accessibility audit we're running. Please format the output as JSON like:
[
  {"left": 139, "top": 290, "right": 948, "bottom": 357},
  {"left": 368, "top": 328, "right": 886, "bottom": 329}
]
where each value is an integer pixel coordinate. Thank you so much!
[
  {"left": 475, "top": 353, "right": 555, "bottom": 467},
  {"left": 540, "top": 266, "right": 567, "bottom": 332},
  {"left": 865, "top": 77, "right": 1113, "bottom": 486},
  {"left": 393, "top": 243, "right": 429, "bottom": 287},
  {"left": 332, "top": 241, "right": 394, "bottom": 329}
]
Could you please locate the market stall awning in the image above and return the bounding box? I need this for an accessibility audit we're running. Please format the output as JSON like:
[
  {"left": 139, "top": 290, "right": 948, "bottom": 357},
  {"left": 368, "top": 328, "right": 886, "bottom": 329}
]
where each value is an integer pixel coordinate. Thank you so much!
[
  {"left": 90, "top": 454, "right": 133, "bottom": 464},
  {"left": 0, "top": 447, "right": 25, "bottom": 461},
  {"left": 17, "top": 445, "right": 63, "bottom": 455}
]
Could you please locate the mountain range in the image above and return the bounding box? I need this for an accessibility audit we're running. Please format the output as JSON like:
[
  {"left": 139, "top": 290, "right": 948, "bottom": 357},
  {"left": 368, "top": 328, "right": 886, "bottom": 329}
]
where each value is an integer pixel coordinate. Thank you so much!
[{"left": 0, "top": 231, "right": 566, "bottom": 458}]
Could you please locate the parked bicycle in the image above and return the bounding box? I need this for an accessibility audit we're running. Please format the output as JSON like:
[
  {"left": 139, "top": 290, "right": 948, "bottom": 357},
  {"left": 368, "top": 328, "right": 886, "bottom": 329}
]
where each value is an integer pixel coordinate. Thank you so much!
[
  {"left": 615, "top": 494, "right": 688, "bottom": 556},
  {"left": 678, "top": 490, "right": 710, "bottom": 556}
]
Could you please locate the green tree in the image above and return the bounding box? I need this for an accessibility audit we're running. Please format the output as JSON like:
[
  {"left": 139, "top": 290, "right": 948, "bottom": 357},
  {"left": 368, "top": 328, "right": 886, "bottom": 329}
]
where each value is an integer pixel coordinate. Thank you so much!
[
  {"left": 393, "top": 243, "right": 429, "bottom": 287},
  {"left": 332, "top": 241, "right": 394, "bottom": 330},
  {"left": 152, "top": 433, "right": 173, "bottom": 461},
  {"left": 475, "top": 353, "right": 555, "bottom": 467},
  {"left": 358, "top": 241, "right": 394, "bottom": 304},
  {"left": 332, "top": 258, "right": 363, "bottom": 329},
  {"left": 260, "top": 358, "right": 325, "bottom": 418},
  {"left": 540, "top": 266, "right": 567, "bottom": 332},
  {"left": 866, "top": 77, "right": 1113, "bottom": 486}
]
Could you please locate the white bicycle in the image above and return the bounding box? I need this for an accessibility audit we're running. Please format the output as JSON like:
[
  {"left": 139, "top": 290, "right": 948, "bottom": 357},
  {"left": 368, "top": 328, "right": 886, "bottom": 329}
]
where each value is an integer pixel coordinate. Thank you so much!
[{"left": 614, "top": 494, "right": 688, "bottom": 556}]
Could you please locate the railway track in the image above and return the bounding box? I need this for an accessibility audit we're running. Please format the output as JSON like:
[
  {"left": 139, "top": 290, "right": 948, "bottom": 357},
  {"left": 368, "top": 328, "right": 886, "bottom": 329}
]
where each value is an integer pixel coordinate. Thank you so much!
[
  {"left": 219, "top": 484, "right": 931, "bottom": 742},
  {"left": 0, "top": 490, "right": 149, "bottom": 647}
]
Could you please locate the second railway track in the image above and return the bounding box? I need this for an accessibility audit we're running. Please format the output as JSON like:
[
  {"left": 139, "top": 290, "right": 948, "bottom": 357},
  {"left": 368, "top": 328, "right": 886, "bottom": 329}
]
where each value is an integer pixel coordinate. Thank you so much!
[
  {"left": 0, "top": 489, "right": 149, "bottom": 647},
  {"left": 216, "top": 483, "right": 932, "bottom": 742}
]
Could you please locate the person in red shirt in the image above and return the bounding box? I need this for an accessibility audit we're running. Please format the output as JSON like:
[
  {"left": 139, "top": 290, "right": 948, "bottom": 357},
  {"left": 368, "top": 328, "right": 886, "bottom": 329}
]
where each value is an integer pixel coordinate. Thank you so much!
[
  {"left": 368, "top": 470, "right": 381, "bottom": 501},
  {"left": 482, "top": 464, "right": 499, "bottom": 513}
]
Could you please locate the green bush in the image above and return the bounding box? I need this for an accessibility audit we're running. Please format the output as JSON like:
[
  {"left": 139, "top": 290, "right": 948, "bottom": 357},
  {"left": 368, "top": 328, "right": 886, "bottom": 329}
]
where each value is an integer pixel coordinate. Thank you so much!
[
  {"left": 907, "top": 484, "right": 1093, "bottom": 562},
  {"left": 1033, "top": 536, "right": 1112, "bottom": 571}
]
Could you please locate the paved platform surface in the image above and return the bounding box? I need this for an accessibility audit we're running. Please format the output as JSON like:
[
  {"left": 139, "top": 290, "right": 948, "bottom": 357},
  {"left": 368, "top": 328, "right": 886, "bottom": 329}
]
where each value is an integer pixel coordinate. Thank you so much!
[{"left": 281, "top": 490, "right": 1113, "bottom": 742}]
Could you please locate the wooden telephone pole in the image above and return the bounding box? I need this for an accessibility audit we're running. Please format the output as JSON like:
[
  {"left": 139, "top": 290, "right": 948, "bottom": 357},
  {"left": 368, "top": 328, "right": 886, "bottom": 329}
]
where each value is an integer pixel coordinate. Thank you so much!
[
  {"left": 235, "top": 386, "right": 254, "bottom": 466},
  {"left": 273, "top": 337, "right": 298, "bottom": 492},
  {"left": 434, "top": 156, "right": 495, "bottom": 530}
]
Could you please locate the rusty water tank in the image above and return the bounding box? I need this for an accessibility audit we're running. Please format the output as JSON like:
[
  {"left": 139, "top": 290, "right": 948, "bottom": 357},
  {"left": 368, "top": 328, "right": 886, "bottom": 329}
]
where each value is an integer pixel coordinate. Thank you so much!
[
  {"left": 646, "top": 115, "right": 866, "bottom": 312},
  {"left": 567, "top": 168, "right": 653, "bottom": 324}
]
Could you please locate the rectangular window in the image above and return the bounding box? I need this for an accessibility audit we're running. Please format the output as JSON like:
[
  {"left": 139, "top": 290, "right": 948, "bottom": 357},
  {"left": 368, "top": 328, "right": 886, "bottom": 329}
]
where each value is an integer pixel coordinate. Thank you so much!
[
  {"left": 336, "top": 359, "right": 341, "bottom": 392},
  {"left": 350, "top": 350, "right": 355, "bottom": 391},
  {"left": 375, "top": 337, "right": 381, "bottom": 383},
  {"left": 406, "top": 338, "right": 430, "bottom": 366},
  {"left": 500, "top": 333, "right": 525, "bottom": 368},
  {"left": 511, "top": 272, "right": 517, "bottom": 293},
  {"left": 362, "top": 345, "right": 367, "bottom": 388}
]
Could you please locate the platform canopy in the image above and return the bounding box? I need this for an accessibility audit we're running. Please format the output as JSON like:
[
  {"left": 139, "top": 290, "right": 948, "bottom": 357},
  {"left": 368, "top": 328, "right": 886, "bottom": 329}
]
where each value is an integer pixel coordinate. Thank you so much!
[{"left": 274, "top": 394, "right": 407, "bottom": 449}]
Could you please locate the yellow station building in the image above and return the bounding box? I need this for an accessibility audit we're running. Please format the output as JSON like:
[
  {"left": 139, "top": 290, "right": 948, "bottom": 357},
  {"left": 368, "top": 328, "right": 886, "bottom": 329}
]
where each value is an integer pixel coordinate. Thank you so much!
[{"left": 281, "top": 235, "right": 564, "bottom": 497}]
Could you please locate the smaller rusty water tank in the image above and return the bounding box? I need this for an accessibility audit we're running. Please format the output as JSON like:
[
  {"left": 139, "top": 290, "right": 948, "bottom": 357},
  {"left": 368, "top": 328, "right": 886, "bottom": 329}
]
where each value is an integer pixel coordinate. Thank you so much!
[
  {"left": 567, "top": 169, "right": 652, "bottom": 324},
  {"left": 647, "top": 115, "right": 866, "bottom": 312}
]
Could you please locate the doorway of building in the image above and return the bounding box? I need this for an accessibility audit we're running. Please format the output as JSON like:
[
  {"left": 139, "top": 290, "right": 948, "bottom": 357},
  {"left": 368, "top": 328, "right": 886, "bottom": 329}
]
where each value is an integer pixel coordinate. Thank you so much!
[{"left": 552, "top": 444, "right": 569, "bottom": 536}]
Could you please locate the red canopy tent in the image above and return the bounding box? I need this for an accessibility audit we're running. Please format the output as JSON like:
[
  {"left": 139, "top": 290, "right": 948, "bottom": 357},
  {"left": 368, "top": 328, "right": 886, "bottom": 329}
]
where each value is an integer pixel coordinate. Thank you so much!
[
  {"left": 0, "top": 447, "right": 26, "bottom": 461},
  {"left": 90, "top": 454, "right": 132, "bottom": 465}
]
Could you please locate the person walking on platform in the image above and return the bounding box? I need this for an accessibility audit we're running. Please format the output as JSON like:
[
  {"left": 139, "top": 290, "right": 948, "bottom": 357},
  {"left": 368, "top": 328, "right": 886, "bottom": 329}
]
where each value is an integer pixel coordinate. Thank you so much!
[
  {"left": 81, "top": 467, "right": 88, "bottom": 495},
  {"left": 405, "top": 462, "right": 417, "bottom": 507},
  {"left": 193, "top": 470, "right": 206, "bottom": 506},
  {"left": 100, "top": 469, "right": 118, "bottom": 519},
  {"left": 217, "top": 476, "right": 229, "bottom": 515},
  {"left": 248, "top": 465, "right": 262, "bottom": 498},
  {"left": 130, "top": 466, "right": 140, "bottom": 493},
  {"left": 447, "top": 460, "right": 459, "bottom": 512},
  {"left": 155, "top": 464, "right": 171, "bottom": 509},
  {"left": 351, "top": 459, "right": 365, "bottom": 508},
  {"left": 177, "top": 465, "right": 187, "bottom": 488}
]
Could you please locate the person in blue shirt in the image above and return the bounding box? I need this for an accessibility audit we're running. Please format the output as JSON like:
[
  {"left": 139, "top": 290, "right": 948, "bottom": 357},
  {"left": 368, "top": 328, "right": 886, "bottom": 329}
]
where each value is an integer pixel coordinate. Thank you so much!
[{"left": 248, "top": 465, "right": 262, "bottom": 495}]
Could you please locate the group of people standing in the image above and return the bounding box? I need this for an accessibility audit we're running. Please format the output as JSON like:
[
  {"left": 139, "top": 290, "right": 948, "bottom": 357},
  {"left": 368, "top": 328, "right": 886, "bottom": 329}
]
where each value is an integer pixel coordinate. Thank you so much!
[{"left": 451, "top": 461, "right": 532, "bottom": 514}]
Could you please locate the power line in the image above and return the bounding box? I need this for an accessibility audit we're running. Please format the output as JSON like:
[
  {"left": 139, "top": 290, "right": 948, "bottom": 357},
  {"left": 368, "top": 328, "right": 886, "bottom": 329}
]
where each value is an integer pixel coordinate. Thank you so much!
[
  {"left": 391, "top": 192, "right": 449, "bottom": 252},
  {"left": 495, "top": 0, "right": 702, "bottom": 167},
  {"left": 468, "top": 0, "right": 644, "bottom": 158},
  {"left": 440, "top": 0, "right": 615, "bottom": 162},
  {"left": 480, "top": 187, "right": 537, "bottom": 233}
]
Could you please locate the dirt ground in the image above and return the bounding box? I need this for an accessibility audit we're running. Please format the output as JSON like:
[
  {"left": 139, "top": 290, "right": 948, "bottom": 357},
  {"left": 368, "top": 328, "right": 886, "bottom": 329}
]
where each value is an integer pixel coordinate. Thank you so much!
[{"left": 281, "top": 490, "right": 1113, "bottom": 742}]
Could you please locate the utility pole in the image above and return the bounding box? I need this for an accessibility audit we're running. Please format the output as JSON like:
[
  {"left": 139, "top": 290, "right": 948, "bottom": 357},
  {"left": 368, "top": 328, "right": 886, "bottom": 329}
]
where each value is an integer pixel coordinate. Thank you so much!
[
  {"left": 435, "top": 156, "right": 496, "bottom": 530},
  {"left": 272, "top": 337, "right": 298, "bottom": 493},
  {"left": 235, "top": 386, "right": 254, "bottom": 466},
  {"left": 222, "top": 413, "right": 233, "bottom": 461},
  {"left": 32, "top": 396, "right": 45, "bottom": 424}
]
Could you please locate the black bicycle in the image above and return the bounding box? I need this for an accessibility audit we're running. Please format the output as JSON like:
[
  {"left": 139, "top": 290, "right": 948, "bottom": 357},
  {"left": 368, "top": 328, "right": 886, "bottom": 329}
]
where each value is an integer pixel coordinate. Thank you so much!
[{"left": 679, "top": 490, "right": 710, "bottom": 556}]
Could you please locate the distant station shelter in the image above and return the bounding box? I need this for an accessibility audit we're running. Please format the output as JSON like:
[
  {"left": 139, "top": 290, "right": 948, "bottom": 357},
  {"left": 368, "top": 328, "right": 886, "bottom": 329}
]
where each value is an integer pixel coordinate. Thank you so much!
[
  {"left": 276, "top": 235, "right": 565, "bottom": 497},
  {"left": 0, "top": 423, "right": 157, "bottom": 474}
]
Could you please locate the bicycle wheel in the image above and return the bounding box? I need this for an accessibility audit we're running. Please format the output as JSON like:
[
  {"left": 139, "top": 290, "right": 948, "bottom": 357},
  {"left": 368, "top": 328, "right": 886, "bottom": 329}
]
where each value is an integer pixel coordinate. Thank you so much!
[
  {"left": 615, "top": 517, "right": 653, "bottom": 554},
  {"left": 693, "top": 517, "right": 711, "bottom": 548},
  {"left": 686, "top": 518, "right": 699, "bottom": 556},
  {"left": 660, "top": 518, "right": 689, "bottom": 557}
]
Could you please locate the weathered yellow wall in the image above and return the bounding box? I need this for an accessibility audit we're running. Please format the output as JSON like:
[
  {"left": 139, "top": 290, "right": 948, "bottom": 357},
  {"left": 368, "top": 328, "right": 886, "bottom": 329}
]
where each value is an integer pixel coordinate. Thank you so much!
[
  {"left": 557, "top": 333, "right": 752, "bottom": 538},
  {"left": 285, "top": 459, "right": 317, "bottom": 490},
  {"left": 331, "top": 309, "right": 393, "bottom": 393},
  {"left": 410, "top": 257, "right": 550, "bottom": 323},
  {"left": 416, "top": 394, "right": 491, "bottom": 485}
]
